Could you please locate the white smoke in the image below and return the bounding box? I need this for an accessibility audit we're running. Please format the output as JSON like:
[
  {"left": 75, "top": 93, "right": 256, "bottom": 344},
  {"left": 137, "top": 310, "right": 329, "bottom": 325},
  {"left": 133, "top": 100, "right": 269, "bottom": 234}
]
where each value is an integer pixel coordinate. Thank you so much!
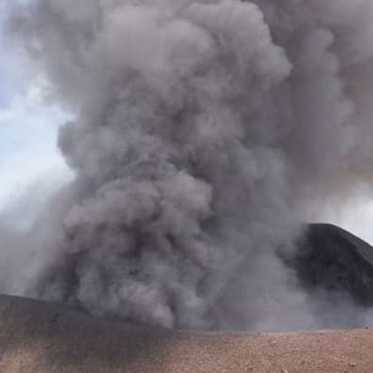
[{"left": 3, "top": 0, "right": 373, "bottom": 331}]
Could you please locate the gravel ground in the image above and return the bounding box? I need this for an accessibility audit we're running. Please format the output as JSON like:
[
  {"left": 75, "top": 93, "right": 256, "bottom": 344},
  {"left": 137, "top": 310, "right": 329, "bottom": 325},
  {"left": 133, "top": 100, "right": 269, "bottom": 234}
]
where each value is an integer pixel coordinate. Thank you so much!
[{"left": 0, "top": 295, "right": 372, "bottom": 372}]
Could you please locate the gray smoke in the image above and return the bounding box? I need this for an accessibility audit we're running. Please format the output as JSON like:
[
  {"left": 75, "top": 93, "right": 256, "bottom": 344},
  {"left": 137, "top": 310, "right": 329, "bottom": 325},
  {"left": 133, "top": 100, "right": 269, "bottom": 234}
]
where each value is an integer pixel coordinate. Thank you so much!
[{"left": 3, "top": 0, "right": 373, "bottom": 331}]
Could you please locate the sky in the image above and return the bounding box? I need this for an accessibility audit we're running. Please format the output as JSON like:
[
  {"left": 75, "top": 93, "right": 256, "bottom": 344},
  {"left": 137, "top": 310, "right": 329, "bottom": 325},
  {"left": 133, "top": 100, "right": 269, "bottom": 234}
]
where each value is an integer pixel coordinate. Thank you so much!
[
  {"left": 0, "top": 0, "right": 372, "bottom": 242},
  {"left": 0, "top": 1, "right": 73, "bottom": 228}
]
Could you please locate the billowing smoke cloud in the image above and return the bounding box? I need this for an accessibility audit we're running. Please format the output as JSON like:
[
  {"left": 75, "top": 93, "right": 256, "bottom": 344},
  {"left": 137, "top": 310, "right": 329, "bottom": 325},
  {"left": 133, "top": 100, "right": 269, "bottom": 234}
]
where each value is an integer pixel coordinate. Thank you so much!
[{"left": 3, "top": 0, "right": 373, "bottom": 331}]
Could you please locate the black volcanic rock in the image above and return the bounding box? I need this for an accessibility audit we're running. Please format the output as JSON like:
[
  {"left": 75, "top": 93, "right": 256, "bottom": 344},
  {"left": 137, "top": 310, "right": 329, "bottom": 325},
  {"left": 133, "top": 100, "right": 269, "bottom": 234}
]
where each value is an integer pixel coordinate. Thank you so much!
[{"left": 292, "top": 223, "right": 373, "bottom": 306}]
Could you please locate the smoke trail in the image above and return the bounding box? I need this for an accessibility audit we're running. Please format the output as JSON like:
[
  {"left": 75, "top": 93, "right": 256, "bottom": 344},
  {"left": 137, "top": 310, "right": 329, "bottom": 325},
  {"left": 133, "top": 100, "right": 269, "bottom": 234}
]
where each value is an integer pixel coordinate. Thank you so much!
[{"left": 4, "top": 0, "right": 373, "bottom": 330}]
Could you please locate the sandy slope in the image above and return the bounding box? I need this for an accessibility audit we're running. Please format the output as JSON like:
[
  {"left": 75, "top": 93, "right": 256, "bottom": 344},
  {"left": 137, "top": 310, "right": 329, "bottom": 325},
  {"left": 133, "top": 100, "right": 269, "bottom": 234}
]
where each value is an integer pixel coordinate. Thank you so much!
[{"left": 0, "top": 294, "right": 372, "bottom": 372}]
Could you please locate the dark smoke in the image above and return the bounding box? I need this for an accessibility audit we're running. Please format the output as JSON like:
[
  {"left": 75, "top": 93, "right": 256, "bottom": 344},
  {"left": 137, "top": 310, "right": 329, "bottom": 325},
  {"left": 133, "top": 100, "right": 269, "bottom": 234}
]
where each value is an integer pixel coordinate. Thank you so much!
[{"left": 3, "top": 0, "right": 373, "bottom": 331}]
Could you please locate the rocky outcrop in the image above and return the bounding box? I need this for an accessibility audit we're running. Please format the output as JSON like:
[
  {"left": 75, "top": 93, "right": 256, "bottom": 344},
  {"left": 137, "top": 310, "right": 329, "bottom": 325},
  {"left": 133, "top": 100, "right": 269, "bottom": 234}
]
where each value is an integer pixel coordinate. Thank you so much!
[{"left": 292, "top": 224, "right": 373, "bottom": 306}]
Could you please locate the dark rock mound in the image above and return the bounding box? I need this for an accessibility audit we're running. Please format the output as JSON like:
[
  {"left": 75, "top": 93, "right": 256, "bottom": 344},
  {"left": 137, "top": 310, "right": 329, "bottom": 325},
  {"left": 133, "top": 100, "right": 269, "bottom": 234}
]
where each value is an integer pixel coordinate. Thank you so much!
[{"left": 292, "top": 223, "right": 373, "bottom": 306}]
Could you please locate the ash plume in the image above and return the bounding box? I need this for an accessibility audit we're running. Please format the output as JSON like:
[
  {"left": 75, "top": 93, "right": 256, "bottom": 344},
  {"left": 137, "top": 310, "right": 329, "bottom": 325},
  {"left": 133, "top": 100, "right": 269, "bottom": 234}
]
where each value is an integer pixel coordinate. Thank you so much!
[{"left": 3, "top": 0, "right": 373, "bottom": 331}]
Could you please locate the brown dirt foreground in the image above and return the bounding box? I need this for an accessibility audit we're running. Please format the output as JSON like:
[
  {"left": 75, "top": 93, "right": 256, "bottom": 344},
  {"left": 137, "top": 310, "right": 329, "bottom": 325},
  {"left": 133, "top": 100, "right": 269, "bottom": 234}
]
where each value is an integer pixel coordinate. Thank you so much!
[{"left": 0, "top": 295, "right": 372, "bottom": 373}]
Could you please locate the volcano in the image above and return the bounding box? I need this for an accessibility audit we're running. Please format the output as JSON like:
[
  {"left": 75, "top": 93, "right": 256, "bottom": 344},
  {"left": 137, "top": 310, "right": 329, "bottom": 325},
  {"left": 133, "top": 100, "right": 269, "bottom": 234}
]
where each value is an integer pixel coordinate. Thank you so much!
[
  {"left": 1, "top": 224, "right": 373, "bottom": 372},
  {"left": 292, "top": 223, "right": 373, "bottom": 307}
]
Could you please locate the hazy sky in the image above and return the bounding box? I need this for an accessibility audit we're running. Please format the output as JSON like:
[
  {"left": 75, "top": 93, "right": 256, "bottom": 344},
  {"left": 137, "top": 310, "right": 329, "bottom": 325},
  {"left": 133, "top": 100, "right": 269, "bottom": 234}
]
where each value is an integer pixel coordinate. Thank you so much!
[
  {"left": 0, "top": 0, "right": 372, "bottom": 242},
  {"left": 0, "top": 1, "right": 72, "bottom": 225}
]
